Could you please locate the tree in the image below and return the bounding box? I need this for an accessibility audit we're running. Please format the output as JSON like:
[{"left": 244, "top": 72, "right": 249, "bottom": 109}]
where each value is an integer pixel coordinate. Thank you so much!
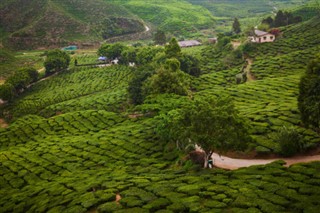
[
  {"left": 20, "top": 67, "right": 38, "bottom": 83},
  {"left": 128, "top": 65, "right": 154, "bottom": 105},
  {"left": 177, "top": 53, "right": 201, "bottom": 77},
  {"left": 0, "top": 83, "right": 14, "bottom": 101},
  {"left": 119, "top": 46, "right": 137, "bottom": 65},
  {"left": 97, "top": 43, "right": 127, "bottom": 60},
  {"left": 298, "top": 55, "right": 320, "bottom": 129},
  {"left": 154, "top": 30, "right": 166, "bottom": 45},
  {"left": 143, "top": 58, "right": 189, "bottom": 96},
  {"left": 274, "top": 10, "right": 286, "bottom": 27},
  {"left": 165, "top": 38, "right": 181, "bottom": 58},
  {"left": 232, "top": 18, "right": 241, "bottom": 34},
  {"left": 44, "top": 49, "right": 70, "bottom": 75},
  {"left": 262, "top": 16, "right": 274, "bottom": 27},
  {"left": 136, "top": 46, "right": 164, "bottom": 65},
  {"left": 157, "top": 96, "right": 251, "bottom": 167},
  {"left": 6, "top": 70, "right": 31, "bottom": 92}
]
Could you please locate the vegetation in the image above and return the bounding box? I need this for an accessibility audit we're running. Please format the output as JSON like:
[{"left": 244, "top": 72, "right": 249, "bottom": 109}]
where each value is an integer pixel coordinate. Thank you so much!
[
  {"left": 153, "top": 30, "right": 166, "bottom": 45},
  {"left": 262, "top": 10, "right": 303, "bottom": 28},
  {"left": 1, "top": 2, "right": 320, "bottom": 213},
  {"left": 298, "top": 55, "right": 320, "bottom": 129},
  {"left": 44, "top": 50, "right": 70, "bottom": 76},
  {"left": 232, "top": 18, "right": 241, "bottom": 34},
  {"left": 0, "top": 67, "right": 38, "bottom": 101},
  {"left": 275, "top": 126, "right": 305, "bottom": 157},
  {"left": 157, "top": 96, "right": 251, "bottom": 166}
]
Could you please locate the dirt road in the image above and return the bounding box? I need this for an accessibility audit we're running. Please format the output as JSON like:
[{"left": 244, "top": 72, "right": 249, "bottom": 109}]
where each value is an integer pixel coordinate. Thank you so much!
[{"left": 211, "top": 152, "right": 320, "bottom": 170}]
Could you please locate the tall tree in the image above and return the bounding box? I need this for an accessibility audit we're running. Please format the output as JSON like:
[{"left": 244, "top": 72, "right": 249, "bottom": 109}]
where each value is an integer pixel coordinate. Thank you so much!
[
  {"left": 298, "top": 55, "right": 320, "bottom": 129},
  {"left": 44, "top": 49, "right": 70, "bottom": 75},
  {"left": 157, "top": 96, "right": 251, "bottom": 167},
  {"left": 143, "top": 59, "right": 189, "bottom": 96},
  {"left": 274, "top": 10, "right": 286, "bottom": 27},
  {"left": 232, "top": 18, "right": 241, "bottom": 34},
  {"left": 165, "top": 38, "right": 181, "bottom": 58},
  {"left": 154, "top": 30, "right": 166, "bottom": 45}
]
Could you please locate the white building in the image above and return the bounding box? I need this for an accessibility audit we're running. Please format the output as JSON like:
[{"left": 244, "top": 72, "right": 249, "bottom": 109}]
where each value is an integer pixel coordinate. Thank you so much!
[
  {"left": 178, "top": 40, "right": 202, "bottom": 48},
  {"left": 249, "top": 30, "right": 275, "bottom": 43}
]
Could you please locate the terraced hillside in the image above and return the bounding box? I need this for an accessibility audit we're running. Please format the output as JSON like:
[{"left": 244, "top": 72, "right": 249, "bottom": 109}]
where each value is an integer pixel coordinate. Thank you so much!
[
  {"left": 117, "top": 0, "right": 215, "bottom": 37},
  {"left": 1, "top": 113, "right": 320, "bottom": 212},
  {"left": 195, "top": 16, "right": 320, "bottom": 153},
  {"left": 0, "top": 0, "right": 145, "bottom": 49},
  {"left": 1, "top": 8, "right": 320, "bottom": 213}
]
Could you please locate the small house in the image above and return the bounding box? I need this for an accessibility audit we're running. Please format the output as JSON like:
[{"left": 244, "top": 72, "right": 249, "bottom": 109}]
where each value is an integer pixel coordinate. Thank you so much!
[
  {"left": 249, "top": 30, "right": 275, "bottom": 43},
  {"left": 178, "top": 40, "right": 202, "bottom": 48}
]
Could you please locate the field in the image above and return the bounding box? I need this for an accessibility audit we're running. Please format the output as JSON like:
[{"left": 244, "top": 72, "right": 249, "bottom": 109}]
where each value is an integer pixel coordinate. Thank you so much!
[
  {"left": 1, "top": 10, "right": 320, "bottom": 213},
  {"left": 0, "top": 49, "right": 45, "bottom": 80}
]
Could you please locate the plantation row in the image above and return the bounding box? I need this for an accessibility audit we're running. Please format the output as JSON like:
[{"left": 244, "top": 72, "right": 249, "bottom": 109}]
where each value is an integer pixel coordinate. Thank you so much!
[
  {"left": 1, "top": 131, "right": 320, "bottom": 213},
  {"left": 251, "top": 46, "right": 320, "bottom": 80},
  {"left": 4, "top": 66, "right": 132, "bottom": 120},
  {"left": 252, "top": 17, "right": 320, "bottom": 57}
]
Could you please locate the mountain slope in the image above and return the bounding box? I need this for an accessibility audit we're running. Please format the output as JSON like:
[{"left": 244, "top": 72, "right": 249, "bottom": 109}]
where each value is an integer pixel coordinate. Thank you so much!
[{"left": 0, "top": 0, "right": 145, "bottom": 49}]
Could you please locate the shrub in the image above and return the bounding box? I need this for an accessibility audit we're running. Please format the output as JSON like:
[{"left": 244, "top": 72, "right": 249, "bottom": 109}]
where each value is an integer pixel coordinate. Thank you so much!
[{"left": 275, "top": 126, "right": 305, "bottom": 157}]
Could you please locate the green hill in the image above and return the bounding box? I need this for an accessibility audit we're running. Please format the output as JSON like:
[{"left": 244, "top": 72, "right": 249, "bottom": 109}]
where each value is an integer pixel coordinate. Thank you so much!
[
  {"left": 1, "top": 4, "right": 320, "bottom": 213},
  {"left": 0, "top": 0, "right": 145, "bottom": 49}
]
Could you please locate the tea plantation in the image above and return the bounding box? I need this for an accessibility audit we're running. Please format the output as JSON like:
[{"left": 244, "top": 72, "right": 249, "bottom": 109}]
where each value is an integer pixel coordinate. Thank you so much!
[{"left": 1, "top": 15, "right": 320, "bottom": 213}]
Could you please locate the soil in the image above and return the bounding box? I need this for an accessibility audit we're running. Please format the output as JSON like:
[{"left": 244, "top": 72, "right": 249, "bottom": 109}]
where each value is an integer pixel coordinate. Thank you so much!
[
  {"left": 128, "top": 113, "right": 144, "bottom": 119},
  {"left": 231, "top": 41, "right": 241, "bottom": 49},
  {"left": 0, "top": 118, "right": 8, "bottom": 128},
  {"left": 245, "top": 59, "right": 256, "bottom": 81},
  {"left": 115, "top": 193, "right": 121, "bottom": 205},
  {"left": 195, "top": 145, "right": 320, "bottom": 170},
  {"left": 211, "top": 152, "right": 320, "bottom": 170}
]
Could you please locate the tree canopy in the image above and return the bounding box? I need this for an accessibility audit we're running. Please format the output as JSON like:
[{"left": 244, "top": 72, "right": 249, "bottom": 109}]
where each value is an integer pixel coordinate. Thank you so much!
[
  {"left": 44, "top": 49, "right": 70, "bottom": 75},
  {"left": 157, "top": 96, "right": 251, "bottom": 166},
  {"left": 143, "top": 59, "right": 190, "bottom": 97},
  {"left": 298, "top": 55, "right": 320, "bottom": 129},
  {"left": 232, "top": 18, "right": 241, "bottom": 34},
  {"left": 165, "top": 38, "right": 181, "bottom": 58},
  {"left": 154, "top": 30, "right": 166, "bottom": 45}
]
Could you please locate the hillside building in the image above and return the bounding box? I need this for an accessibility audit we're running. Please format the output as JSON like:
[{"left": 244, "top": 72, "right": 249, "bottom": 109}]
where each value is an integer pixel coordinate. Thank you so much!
[
  {"left": 178, "top": 40, "right": 202, "bottom": 48},
  {"left": 249, "top": 30, "right": 275, "bottom": 43}
]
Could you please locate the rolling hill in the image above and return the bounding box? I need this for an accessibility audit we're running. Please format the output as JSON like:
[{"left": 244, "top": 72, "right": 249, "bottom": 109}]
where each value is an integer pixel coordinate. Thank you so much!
[
  {"left": 0, "top": 0, "right": 145, "bottom": 49},
  {"left": 1, "top": 0, "right": 314, "bottom": 50},
  {"left": 1, "top": 10, "right": 320, "bottom": 212}
]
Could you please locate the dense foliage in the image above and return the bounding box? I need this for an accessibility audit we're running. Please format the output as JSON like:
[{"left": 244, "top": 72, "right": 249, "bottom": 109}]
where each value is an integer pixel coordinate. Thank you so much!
[
  {"left": 275, "top": 126, "right": 305, "bottom": 157},
  {"left": 44, "top": 50, "right": 70, "bottom": 76},
  {"left": 0, "top": 67, "right": 38, "bottom": 101},
  {"left": 262, "top": 10, "right": 302, "bottom": 28},
  {"left": 232, "top": 18, "right": 241, "bottom": 34},
  {"left": 298, "top": 55, "right": 320, "bottom": 129},
  {"left": 157, "top": 96, "right": 250, "bottom": 163}
]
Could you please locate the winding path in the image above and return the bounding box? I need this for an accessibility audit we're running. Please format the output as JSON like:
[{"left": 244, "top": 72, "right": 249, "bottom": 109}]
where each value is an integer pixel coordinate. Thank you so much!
[
  {"left": 211, "top": 152, "right": 320, "bottom": 170},
  {"left": 245, "top": 58, "right": 256, "bottom": 81}
]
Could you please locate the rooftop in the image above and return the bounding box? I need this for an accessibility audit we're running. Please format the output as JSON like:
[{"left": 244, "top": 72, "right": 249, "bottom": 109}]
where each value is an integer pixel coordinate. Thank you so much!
[
  {"left": 254, "top": 30, "right": 270, "bottom": 36},
  {"left": 178, "top": 40, "right": 202, "bottom": 47}
]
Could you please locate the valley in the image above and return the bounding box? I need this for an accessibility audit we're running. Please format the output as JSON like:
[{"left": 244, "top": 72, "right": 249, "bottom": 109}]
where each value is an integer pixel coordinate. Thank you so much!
[{"left": 1, "top": 1, "right": 320, "bottom": 212}]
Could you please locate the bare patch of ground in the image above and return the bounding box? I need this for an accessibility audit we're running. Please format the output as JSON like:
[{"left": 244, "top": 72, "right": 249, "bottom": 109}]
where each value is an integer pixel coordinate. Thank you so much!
[
  {"left": 115, "top": 193, "right": 121, "bottom": 205},
  {"left": 245, "top": 58, "right": 256, "bottom": 81},
  {"left": 0, "top": 118, "right": 9, "bottom": 128},
  {"left": 232, "top": 41, "right": 241, "bottom": 49}
]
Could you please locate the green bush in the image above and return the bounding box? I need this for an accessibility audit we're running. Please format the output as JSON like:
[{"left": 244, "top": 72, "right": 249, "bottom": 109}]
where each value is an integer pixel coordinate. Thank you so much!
[{"left": 275, "top": 126, "right": 305, "bottom": 157}]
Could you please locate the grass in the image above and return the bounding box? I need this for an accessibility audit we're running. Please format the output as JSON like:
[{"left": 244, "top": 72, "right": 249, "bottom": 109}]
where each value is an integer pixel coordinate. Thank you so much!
[{"left": 0, "top": 49, "right": 45, "bottom": 80}]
